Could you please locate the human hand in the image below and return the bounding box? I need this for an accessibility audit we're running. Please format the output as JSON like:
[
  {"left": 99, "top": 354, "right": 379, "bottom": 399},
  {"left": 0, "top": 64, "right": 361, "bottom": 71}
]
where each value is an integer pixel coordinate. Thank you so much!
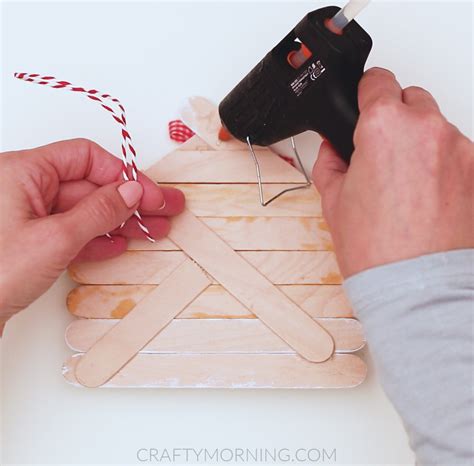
[
  {"left": 313, "top": 67, "right": 473, "bottom": 278},
  {"left": 0, "top": 138, "right": 185, "bottom": 331}
]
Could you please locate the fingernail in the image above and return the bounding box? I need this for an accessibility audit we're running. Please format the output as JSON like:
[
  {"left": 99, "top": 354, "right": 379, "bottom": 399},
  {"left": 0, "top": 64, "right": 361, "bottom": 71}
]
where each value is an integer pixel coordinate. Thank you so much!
[
  {"left": 118, "top": 181, "right": 143, "bottom": 208},
  {"left": 158, "top": 198, "right": 166, "bottom": 210}
]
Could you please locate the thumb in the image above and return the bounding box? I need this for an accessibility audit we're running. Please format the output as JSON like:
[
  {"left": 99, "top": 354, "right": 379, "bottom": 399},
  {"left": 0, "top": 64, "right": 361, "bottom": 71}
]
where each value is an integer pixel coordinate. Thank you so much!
[
  {"left": 62, "top": 180, "right": 143, "bottom": 245},
  {"left": 312, "top": 140, "right": 347, "bottom": 200}
]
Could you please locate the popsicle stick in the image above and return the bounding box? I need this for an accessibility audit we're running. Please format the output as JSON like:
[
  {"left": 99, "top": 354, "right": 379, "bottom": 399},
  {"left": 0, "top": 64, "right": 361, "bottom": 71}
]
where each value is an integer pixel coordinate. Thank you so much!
[
  {"left": 281, "top": 285, "right": 351, "bottom": 317},
  {"left": 147, "top": 150, "right": 306, "bottom": 184},
  {"left": 206, "top": 217, "right": 332, "bottom": 251},
  {"left": 127, "top": 237, "right": 178, "bottom": 251},
  {"left": 168, "top": 210, "right": 334, "bottom": 362},
  {"left": 68, "top": 251, "right": 187, "bottom": 285},
  {"left": 69, "top": 250, "right": 341, "bottom": 285},
  {"left": 74, "top": 260, "right": 212, "bottom": 388},
  {"left": 175, "top": 134, "right": 212, "bottom": 151},
  {"left": 67, "top": 284, "right": 250, "bottom": 319},
  {"left": 181, "top": 96, "right": 244, "bottom": 150},
  {"left": 66, "top": 318, "right": 364, "bottom": 354},
  {"left": 242, "top": 251, "right": 341, "bottom": 285},
  {"left": 68, "top": 284, "right": 352, "bottom": 319},
  {"left": 64, "top": 99, "right": 362, "bottom": 389},
  {"left": 169, "top": 183, "right": 322, "bottom": 217},
  {"left": 127, "top": 217, "right": 332, "bottom": 252},
  {"left": 64, "top": 353, "right": 367, "bottom": 388}
]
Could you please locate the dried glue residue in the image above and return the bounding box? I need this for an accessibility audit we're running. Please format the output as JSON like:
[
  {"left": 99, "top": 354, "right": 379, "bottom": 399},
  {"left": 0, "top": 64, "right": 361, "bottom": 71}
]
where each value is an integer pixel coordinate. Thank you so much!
[
  {"left": 214, "top": 216, "right": 258, "bottom": 225},
  {"left": 205, "top": 286, "right": 221, "bottom": 294},
  {"left": 66, "top": 291, "right": 80, "bottom": 313},
  {"left": 67, "top": 267, "right": 82, "bottom": 285},
  {"left": 66, "top": 286, "right": 98, "bottom": 313},
  {"left": 320, "top": 272, "right": 342, "bottom": 284},
  {"left": 317, "top": 220, "right": 334, "bottom": 251},
  {"left": 111, "top": 299, "right": 136, "bottom": 318},
  {"left": 318, "top": 220, "right": 330, "bottom": 232},
  {"left": 299, "top": 217, "right": 313, "bottom": 232},
  {"left": 323, "top": 241, "right": 335, "bottom": 252},
  {"left": 224, "top": 216, "right": 243, "bottom": 223}
]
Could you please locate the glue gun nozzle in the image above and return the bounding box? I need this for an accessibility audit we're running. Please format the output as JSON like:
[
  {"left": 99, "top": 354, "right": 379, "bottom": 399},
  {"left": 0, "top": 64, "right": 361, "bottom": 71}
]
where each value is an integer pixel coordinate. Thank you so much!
[{"left": 218, "top": 125, "right": 233, "bottom": 142}]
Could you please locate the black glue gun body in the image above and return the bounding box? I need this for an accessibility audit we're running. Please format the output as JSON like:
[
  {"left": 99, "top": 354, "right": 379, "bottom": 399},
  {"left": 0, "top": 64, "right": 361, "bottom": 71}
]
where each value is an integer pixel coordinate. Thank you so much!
[{"left": 219, "top": 6, "right": 372, "bottom": 163}]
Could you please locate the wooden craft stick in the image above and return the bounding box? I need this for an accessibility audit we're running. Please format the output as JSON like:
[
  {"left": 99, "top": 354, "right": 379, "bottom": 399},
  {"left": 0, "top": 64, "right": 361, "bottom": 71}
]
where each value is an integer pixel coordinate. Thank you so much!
[
  {"left": 127, "top": 217, "right": 332, "bottom": 252},
  {"left": 64, "top": 353, "right": 367, "bottom": 388},
  {"left": 64, "top": 101, "right": 360, "bottom": 389},
  {"left": 147, "top": 150, "right": 306, "bottom": 184},
  {"left": 67, "top": 284, "right": 250, "bottom": 319},
  {"left": 181, "top": 96, "right": 244, "bottom": 151},
  {"left": 69, "top": 251, "right": 341, "bottom": 285},
  {"left": 281, "top": 285, "right": 351, "bottom": 317},
  {"left": 67, "top": 284, "right": 353, "bottom": 319},
  {"left": 175, "top": 134, "right": 212, "bottom": 151},
  {"left": 68, "top": 251, "right": 186, "bottom": 285},
  {"left": 242, "top": 251, "right": 341, "bottom": 284},
  {"left": 168, "top": 210, "right": 334, "bottom": 362},
  {"left": 202, "top": 217, "right": 332, "bottom": 251},
  {"left": 164, "top": 184, "right": 322, "bottom": 217},
  {"left": 128, "top": 237, "right": 178, "bottom": 251},
  {"left": 74, "top": 260, "right": 212, "bottom": 388},
  {"left": 66, "top": 318, "right": 365, "bottom": 354}
]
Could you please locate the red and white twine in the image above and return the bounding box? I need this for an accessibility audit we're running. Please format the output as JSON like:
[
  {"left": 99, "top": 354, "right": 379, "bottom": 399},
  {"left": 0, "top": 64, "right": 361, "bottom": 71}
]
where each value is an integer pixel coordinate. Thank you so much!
[
  {"left": 14, "top": 72, "right": 155, "bottom": 242},
  {"left": 168, "top": 120, "right": 195, "bottom": 143}
]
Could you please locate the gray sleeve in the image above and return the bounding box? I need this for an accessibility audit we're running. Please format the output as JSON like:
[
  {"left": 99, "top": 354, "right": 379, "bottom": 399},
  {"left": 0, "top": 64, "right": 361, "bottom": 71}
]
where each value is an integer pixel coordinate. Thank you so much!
[{"left": 343, "top": 249, "right": 473, "bottom": 466}]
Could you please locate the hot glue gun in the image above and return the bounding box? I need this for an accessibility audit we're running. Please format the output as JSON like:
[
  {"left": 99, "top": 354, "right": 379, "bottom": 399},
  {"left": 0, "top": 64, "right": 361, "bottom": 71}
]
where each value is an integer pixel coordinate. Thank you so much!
[{"left": 219, "top": 1, "right": 373, "bottom": 165}]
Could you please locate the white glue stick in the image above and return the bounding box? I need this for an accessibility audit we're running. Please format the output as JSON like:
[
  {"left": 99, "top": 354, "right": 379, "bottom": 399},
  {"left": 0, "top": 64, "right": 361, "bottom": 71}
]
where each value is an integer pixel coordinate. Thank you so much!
[{"left": 327, "top": 0, "right": 370, "bottom": 33}]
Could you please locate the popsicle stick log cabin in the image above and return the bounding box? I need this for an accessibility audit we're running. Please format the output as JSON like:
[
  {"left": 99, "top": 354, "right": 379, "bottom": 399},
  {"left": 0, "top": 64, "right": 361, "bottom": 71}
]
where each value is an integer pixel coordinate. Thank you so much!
[{"left": 63, "top": 98, "right": 366, "bottom": 388}]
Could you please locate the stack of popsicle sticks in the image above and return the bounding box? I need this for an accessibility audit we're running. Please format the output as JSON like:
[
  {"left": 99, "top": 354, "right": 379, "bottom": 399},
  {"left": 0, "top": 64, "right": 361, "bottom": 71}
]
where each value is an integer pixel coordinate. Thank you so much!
[{"left": 62, "top": 97, "right": 367, "bottom": 389}]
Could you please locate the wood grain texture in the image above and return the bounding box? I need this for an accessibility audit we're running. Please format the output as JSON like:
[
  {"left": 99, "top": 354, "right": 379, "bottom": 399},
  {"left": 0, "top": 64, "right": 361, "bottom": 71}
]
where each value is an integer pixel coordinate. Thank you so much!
[
  {"left": 67, "top": 284, "right": 353, "bottom": 319},
  {"left": 170, "top": 184, "right": 322, "bottom": 217},
  {"left": 201, "top": 217, "right": 332, "bottom": 251},
  {"left": 74, "top": 260, "right": 211, "bottom": 388},
  {"left": 127, "top": 217, "right": 332, "bottom": 251},
  {"left": 242, "top": 251, "right": 341, "bottom": 285},
  {"left": 181, "top": 96, "right": 244, "bottom": 151},
  {"left": 66, "top": 318, "right": 365, "bottom": 354},
  {"left": 68, "top": 250, "right": 341, "bottom": 285},
  {"left": 68, "top": 251, "right": 186, "bottom": 285},
  {"left": 67, "top": 284, "right": 248, "bottom": 319},
  {"left": 147, "top": 150, "right": 306, "bottom": 184},
  {"left": 281, "top": 285, "right": 351, "bottom": 317},
  {"left": 64, "top": 353, "right": 367, "bottom": 388},
  {"left": 168, "top": 210, "right": 334, "bottom": 362},
  {"left": 174, "top": 134, "right": 212, "bottom": 151}
]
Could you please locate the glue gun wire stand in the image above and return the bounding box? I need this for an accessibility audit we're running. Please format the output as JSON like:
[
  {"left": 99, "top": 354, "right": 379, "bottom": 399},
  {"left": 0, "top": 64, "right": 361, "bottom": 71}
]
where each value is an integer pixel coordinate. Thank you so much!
[
  {"left": 222, "top": 1, "right": 372, "bottom": 206},
  {"left": 247, "top": 136, "right": 312, "bottom": 207}
]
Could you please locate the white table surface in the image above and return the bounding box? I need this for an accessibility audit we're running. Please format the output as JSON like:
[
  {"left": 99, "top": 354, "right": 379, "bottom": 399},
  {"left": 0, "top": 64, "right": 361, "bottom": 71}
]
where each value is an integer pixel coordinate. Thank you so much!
[{"left": 1, "top": 1, "right": 472, "bottom": 465}]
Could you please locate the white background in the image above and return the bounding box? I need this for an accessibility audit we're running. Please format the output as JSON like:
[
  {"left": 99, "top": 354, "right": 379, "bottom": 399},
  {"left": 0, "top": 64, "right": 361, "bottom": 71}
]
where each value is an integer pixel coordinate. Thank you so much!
[{"left": 1, "top": 1, "right": 472, "bottom": 465}]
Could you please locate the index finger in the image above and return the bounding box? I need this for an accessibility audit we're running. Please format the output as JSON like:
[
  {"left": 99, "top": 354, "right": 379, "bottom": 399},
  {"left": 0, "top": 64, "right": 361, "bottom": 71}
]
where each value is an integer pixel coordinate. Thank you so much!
[
  {"left": 31, "top": 138, "right": 123, "bottom": 185},
  {"left": 29, "top": 138, "right": 171, "bottom": 212},
  {"left": 358, "top": 68, "right": 402, "bottom": 111}
]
